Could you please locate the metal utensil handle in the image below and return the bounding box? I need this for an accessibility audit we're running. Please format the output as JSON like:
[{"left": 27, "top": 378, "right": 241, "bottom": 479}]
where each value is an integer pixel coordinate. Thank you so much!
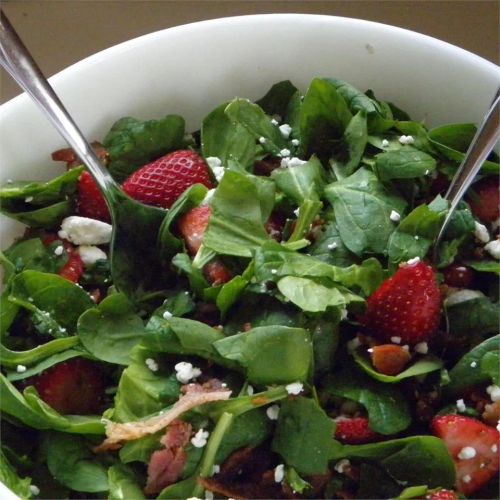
[
  {"left": 0, "top": 10, "right": 118, "bottom": 198},
  {"left": 435, "top": 90, "right": 500, "bottom": 246}
]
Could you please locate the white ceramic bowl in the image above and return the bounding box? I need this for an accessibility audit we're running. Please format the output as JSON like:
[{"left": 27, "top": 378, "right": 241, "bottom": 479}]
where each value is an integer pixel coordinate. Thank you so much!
[{"left": 0, "top": 14, "right": 499, "bottom": 499}]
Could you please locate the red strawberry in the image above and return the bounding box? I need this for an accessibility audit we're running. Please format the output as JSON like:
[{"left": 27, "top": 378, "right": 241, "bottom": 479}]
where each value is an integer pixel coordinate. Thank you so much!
[
  {"left": 30, "top": 358, "right": 105, "bottom": 414},
  {"left": 76, "top": 171, "right": 111, "bottom": 222},
  {"left": 177, "top": 205, "right": 211, "bottom": 255},
  {"left": 362, "top": 261, "right": 441, "bottom": 344},
  {"left": 334, "top": 417, "right": 380, "bottom": 444},
  {"left": 203, "top": 260, "right": 232, "bottom": 286},
  {"left": 466, "top": 177, "right": 500, "bottom": 223},
  {"left": 58, "top": 252, "right": 84, "bottom": 283},
  {"left": 431, "top": 414, "right": 499, "bottom": 495},
  {"left": 370, "top": 344, "right": 411, "bottom": 376},
  {"left": 426, "top": 489, "right": 458, "bottom": 500},
  {"left": 443, "top": 264, "right": 475, "bottom": 289},
  {"left": 52, "top": 142, "right": 108, "bottom": 169},
  {"left": 122, "top": 150, "right": 213, "bottom": 209}
]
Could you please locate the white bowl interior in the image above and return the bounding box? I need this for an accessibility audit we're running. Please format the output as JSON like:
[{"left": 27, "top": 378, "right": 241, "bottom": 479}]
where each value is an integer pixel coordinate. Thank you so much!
[{"left": 0, "top": 14, "right": 499, "bottom": 247}]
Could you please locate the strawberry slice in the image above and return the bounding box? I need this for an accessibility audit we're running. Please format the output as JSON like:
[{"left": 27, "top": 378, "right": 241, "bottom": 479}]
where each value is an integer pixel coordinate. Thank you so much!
[
  {"left": 122, "top": 150, "right": 213, "bottom": 209},
  {"left": 431, "top": 414, "right": 499, "bottom": 495},
  {"left": 466, "top": 176, "right": 500, "bottom": 223},
  {"left": 362, "top": 261, "right": 441, "bottom": 344},
  {"left": 76, "top": 171, "right": 111, "bottom": 222},
  {"left": 370, "top": 344, "right": 411, "bottom": 376},
  {"left": 334, "top": 417, "right": 380, "bottom": 444},
  {"left": 58, "top": 252, "right": 84, "bottom": 283},
  {"left": 177, "top": 205, "right": 211, "bottom": 255},
  {"left": 29, "top": 358, "right": 105, "bottom": 415},
  {"left": 426, "top": 489, "right": 458, "bottom": 500}
]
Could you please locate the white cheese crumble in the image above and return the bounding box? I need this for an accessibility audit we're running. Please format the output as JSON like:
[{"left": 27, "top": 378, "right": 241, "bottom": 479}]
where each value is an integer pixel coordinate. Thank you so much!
[
  {"left": 389, "top": 210, "right": 401, "bottom": 222},
  {"left": 25, "top": 196, "right": 34, "bottom": 203},
  {"left": 271, "top": 269, "right": 278, "bottom": 275},
  {"left": 293, "top": 208, "right": 300, "bottom": 217},
  {"left": 497, "top": 420, "right": 500, "bottom": 432},
  {"left": 59, "top": 216, "right": 112, "bottom": 245},
  {"left": 474, "top": 221, "right": 490, "bottom": 243},
  {"left": 29, "top": 485, "right": 40, "bottom": 496},
  {"left": 191, "top": 428, "right": 209, "bottom": 448},
  {"left": 458, "top": 446, "right": 477, "bottom": 460},
  {"left": 456, "top": 399, "right": 466, "bottom": 412},
  {"left": 212, "top": 166, "right": 225, "bottom": 182},
  {"left": 327, "top": 242, "right": 338, "bottom": 250},
  {"left": 414, "top": 342, "right": 429, "bottom": 354},
  {"left": 78, "top": 245, "right": 107, "bottom": 266},
  {"left": 280, "top": 148, "right": 291, "bottom": 157},
  {"left": 334, "top": 459, "right": 351, "bottom": 474},
  {"left": 259, "top": 136, "right": 267, "bottom": 144},
  {"left": 174, "top": 362, "right": 202, "bottom": 384},
  {"left": 200, "top": 188, "right": 216, "bottom": 206},
  {"left": 347, "top": 337, "right": 361, "bottom": 352},
  {"left": 462, "top": 474, "right": 472, "bottom": 484},
  {"left": 486, "top": 385, "right": 500, "bottom": 402},
  {"left": 162, "top": 310, "right": 173, "bottom": 320},
  {"left": 291, "top": 138, "right": 300, "bottom": 146},
  {"left": 266, "top": 404, "right": 280, "bottom": 420},
  {"left": 246, "top": 385, "right": 254, "bottom": 396},
  {"left": 391, "top": 336, "right": 402, "bottom": 344},
  {"left": 406, "top": 256, "right": 421, "bottom": 265},
  {"left": 398, "top": 135, "right": 415, "bottom": 145},
  {"left": 205, "top": 491, "right": 214, "bottom": 500},
  {"left": 381, "top": 139, "right": 390, "bottom": 148},
  {"left": 274, "top": 464, "right": 285, "bottom": 483},
  {"left": 280, "top": 157, "right": 307, "bottom": 168},
  {"left": 206, "top": 157, "right": 225, "bottom": 182},
  {"left": 271, "top": 118, "right": 279, "bottom": 126},
  {"left": 16, "top": 364, "right": 27, "bottom": 373},
  {"left": 491, "top": 444, "right": 498, "bottom": 453},
  {"left": 484, "top": 239, "right": 500, "bottom": 259},
  {"left": 285, "top": 382, "right": 303, "bottom": 395},
  {"left": 470, "top": 361, "right": 477, "bottom": 368},
  {"left": 145, "top": 358, "right": 159, "bottom": 372},
  {"left": 279, "top": 123, "right": 292, "bottom": 139},
  {"left": 340, "top": 308, "right": 348, "bottom": 320},
  {"left": 54, "top": 245, "right": 64, "bottom": 256},
  {"left": 212, "top": 464, "right": 220, "bottom": 475},
  {"left": 402, "top": 345, "right": 410, "bottom": 352}
]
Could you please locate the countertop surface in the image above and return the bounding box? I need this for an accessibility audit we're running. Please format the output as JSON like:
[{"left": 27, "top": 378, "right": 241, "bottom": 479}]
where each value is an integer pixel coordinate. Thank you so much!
[{"left": 0, "top": 0, "right": 498, "bottom": 104}]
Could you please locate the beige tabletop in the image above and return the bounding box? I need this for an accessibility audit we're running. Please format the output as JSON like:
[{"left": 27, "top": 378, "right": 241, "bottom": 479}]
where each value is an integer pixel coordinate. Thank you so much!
[{"left": 0, "top": 0, "right": 498, "bottom": 104}]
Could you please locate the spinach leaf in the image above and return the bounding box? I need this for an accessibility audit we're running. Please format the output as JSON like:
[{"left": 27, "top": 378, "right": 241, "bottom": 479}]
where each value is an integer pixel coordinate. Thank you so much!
[
  {"left": 119, "top": 432, "right": 163, "bottom": 464},
  {"left": 323, "top": 371, "right": 411, "bottom": 434},
  {"left": 44, "top": 432, "right": 108, "bottom": 493},
  {"left": 356, "top": 463, "right": 401, "bottom": 499},
  {"left": 255, "top": 80, "right": 299, "bottom": 117},
  {"left": 330, "top": 436, "right": 455, "bottom": 489},
  {"left": 215, "top": 275, "right": 249, "bottom": 319},
  {"left": 201, "top": 103, "right": 257, "bottom": 170},
  {"left": 9, "top": 270, "right": 94, "bottom": 334},
  {"left": 299, "top": 78, "right": 352, "bottom": 157},
  {"left": 331, "top": 110, "right": 368, "bottom": 178},
  {"left": 108, "top": 463, "right": 145, "bottom": 500},
  {"left": 0, "top": 374, "right": 104, "bottom": 434},
  {"left": 353, "top": 350, "right": 443, "bottom": 383},
  {"left": 445, "top": 335, "right": 500, "bottom": 395},
  {"left": 202, "top": 171, "right": 270, "bottom": 257},
  {"left": 1, "top": 200, "right": 73, "bottom": 229},
  {"left": 286, "top": 198, "right": 323, "bottom": 243},
  {"left": 4, "top": 238, "right": 65, "bottom": 275},
  {"left": 103, "top": 115, "right": 186, "bottom": 181},
  {"left": 224, "top": 98, "right": 287, "bottom": 156},
  {"left": 272, "top": 396, "right": 335, "bottom": 475},
  {"left": 325, "top": 168, "right": 407, "bottom": 256},
  {"left": 465, "top": 260, "right": 500, "bottom": 275},
  {"left": 171, "top": 253, "right": 208, "bottom": 296},
  {"left": 213, "top": 325, "right": 312, "bottom": 385},
  {"left": 0, "top": 291, "right": 19, "bottom": 337},
  {"left": 77, "top": 293, "right": 146, "bottom": 365},
  {"left": 285, "top": 467, "right": 312, "bottom": 494},
  {"left": 0, "top": 449, "right": 32, "bottom": 499},
  {"left": 271, "top": 156, "right": 326, "bottom": 203},
  {"left": 375, "top": 149, "right": 436, "bottom": 181},
  {"left": 325, "top": 78, "right": 384, "bottom": 116}
]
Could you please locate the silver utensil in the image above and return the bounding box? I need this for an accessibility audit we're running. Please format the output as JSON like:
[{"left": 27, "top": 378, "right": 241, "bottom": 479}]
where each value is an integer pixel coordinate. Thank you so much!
[{"left": 0, "top": 10, "right": 167, "bottom": 300}]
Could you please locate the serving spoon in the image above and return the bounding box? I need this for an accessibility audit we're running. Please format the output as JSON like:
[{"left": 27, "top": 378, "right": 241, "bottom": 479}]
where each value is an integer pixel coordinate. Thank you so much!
[{"left": 0, "top": 10, "right": 167, "bottom": 300}]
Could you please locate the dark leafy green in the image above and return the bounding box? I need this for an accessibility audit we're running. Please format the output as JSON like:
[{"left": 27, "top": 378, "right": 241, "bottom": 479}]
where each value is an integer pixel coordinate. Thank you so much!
[{"left": 108, "top": 463, "right": 145, "bottom": 500}]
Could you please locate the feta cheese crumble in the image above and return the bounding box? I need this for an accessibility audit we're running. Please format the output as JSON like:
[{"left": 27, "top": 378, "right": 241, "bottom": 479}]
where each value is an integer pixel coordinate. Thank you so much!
[
  {"left": 486, "top": 384, "right": 500, "bottom": 402},
  {"left": 414, "top": 342, "right": 429, "bottom": 354},
  {"left": 398, "top": 135, "right": 415, "bottom": 145},
  {"left": 29, "top": 485, "right": 40, "bottom": 496},
  {"left": 54, "top": 245, "right": 64, "bottom": 256},
  {"left": 145, "top": 358, "right": 159, "bottom": 372},
  {"left": 327, "top": 242, "right": 338, "bottom": 250},
  {"left": 274, "top": 464, "right": 285, "bottom": 483},
  {"left": 16, "top": 364, "right": 27, "bottom": 373},
  {"left": 474, "top": 221, "right": 490, "bottom": 243},
  {"left": 484, "top": 239, "right": 500, "bottom": 259},
  {"left": 381, "top": 139, "right": 390, "bottom": 148},
  {"left": 458, "top": 446, "right": 477, "bottom": 460},
  {"left": 456, "top": 399, "right": 466, "bottom": 412},
  {"left": 201, "top": 188, "right": 216, "bottom": 206},
  {"left": 266, "top": 404, "right": 280, "bottom": 420},
  {"left": 271, "top": 269, "right": 278, "bottom": 275},
  {"left": 491, "top": 444, "right": 498, "bottom": 453},
  {"left": 59, "top": 216, "right": 112, "bottom": 245},
  {"left": 205, "top": 491, "right": 214, "bottom": 500},
  {"left": 191, "top": 428, "right": 209, "bottom": 448},
  {"left": 334, "top": 459, "right": 351, "bottom": 474},
  {"left": 406, "top": 257, "right": 421, "bottom": 265},
  {"left": 25, "top": 196, "right": 34, "bottom": 203},
  {"left": 259, "top": 136, "right": 267, "bottom": 144},
  {"left": 78, "top": 245, "right": 107, "bottom": 266},
  {"left": 212, "top": 464, "right": 220, "bottom": 475},
  {"left": 470, "top": 361, "right": 477, "bottom": 368},
  {"left": 462, "top": 474, "right": 472, "bottom": 484},
  {"left": 246, "top": 385, "right": 254, "bottom": 396},
  {"left": 206, "top": 157, "right": 225, "bottom": 182},
  {"left": 174, "top": 362, "right": 202, "bottom": 383},
  {"left": 389, "top": 210, "right": 401, "bottom": 222},
  {"left": 162, "top": 310, "right": 173, "bottom": 320},
  {"left": 285, "top": 382, "right": 303, "bottom": 395},
  {"left": 280, "top": 148, "right": 291, "bottom": 157},
  {"left": 278, "top": 123, "right": 292, "bottom": 139},
  {"left": 390, "top": 336, "right": 402, "bottom": 344},
  {"left": 280, "top": 157, "right": 306, "bottom": 168},
  {"left": 291, "top": 138, "right": 300, "bottom": 146}
]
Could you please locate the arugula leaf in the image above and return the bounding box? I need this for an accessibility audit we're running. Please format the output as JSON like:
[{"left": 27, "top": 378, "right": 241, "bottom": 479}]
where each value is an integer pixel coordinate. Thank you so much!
[
  {"left": 353, "top": 349, "right": 443, "bottom": 383},
  {"left": 0, "top": 449, "right": 32, "bottom": 499},
  {"left": 44, "top": 432, "right": 108, "bottom": 493},
  {"left": 108, "top": 463, "right": 145, "bottom": 500},
  {"left": 272, "top": 396, "right": 335, "bottom": 475},
  {"left": 103, "top": 115, "right": 186, "bottom": 181},
  {"left": 323, "top": 371, "right": 411, "bottom": 434},
  {"left": 375, "top": 149, "right": 436, "bottom": 181},
  {"left": 255, "top": 80, "right": 299, "bottom": 117},
  {"left": 201, "top": 103, "right": 257, "bottom": 170},
  {"left": 77, "top": 293, "right": 145, "bottom": 365},
  {"left": 325, "top": 168, "right": 407, "bottom": 256},
  {"left": 213, "top": 325, "right": 312, "bottom": 385},
  {"left": 299, "top": 78, "right": 352, "bottom": 157}
]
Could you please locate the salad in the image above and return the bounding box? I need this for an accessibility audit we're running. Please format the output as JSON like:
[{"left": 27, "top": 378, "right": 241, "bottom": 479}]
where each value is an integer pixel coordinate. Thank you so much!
[{"left": 0, "top": 77, "right": 499, "bottom": 500}]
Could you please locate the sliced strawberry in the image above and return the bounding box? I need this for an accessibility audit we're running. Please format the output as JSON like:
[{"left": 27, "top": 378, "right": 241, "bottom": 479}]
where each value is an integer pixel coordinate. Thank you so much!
[
  {"left": 442, "top": 264, "right": 475, "bottom": 289},
  {"left": 122, "top": 150, "right": 213, "bottom": 209},
  {"left": 29, "top": 358, "right": 105, "bottom": 415},
  {"left": 58, "top": 251, "right": 84, "bottom": 283},
  {"left": 426, "top": 489, "right": 458, "bottom": 500},
  {"left": 466, "top": 177, "right": 500, "bottom": 223},
  {"left": 204, "top": 260, "right": 232, "bottom": 286},
  {"left": 362, "top": 261, "right": 441, "bottom": 344},
  {"left": 431, "top": 414, "right": 499, "bottom": 495},
  {"left": 76, "top": 171, "right": 111, "bottom": 222},
  {"left": 334, "top": 417, "right": 380, "bottom": 444},
  {"left": 370, "top": 344, "right": 411, "bottom": 376},
  {"left": 52, "top": 142, "right": 108, "bottom": 169},
  {"left": 177, "top": 205, "right": 211, "bottom": 255}
]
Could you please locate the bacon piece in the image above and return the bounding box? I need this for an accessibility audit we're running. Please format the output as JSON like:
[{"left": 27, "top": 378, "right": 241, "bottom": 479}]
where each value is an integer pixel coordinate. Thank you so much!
[
  {"left": 52, "top": 141, "right": 108, "bottom": 169},
  {"left": 145, "top": 420, "right": 192, "bottom": 495}
]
